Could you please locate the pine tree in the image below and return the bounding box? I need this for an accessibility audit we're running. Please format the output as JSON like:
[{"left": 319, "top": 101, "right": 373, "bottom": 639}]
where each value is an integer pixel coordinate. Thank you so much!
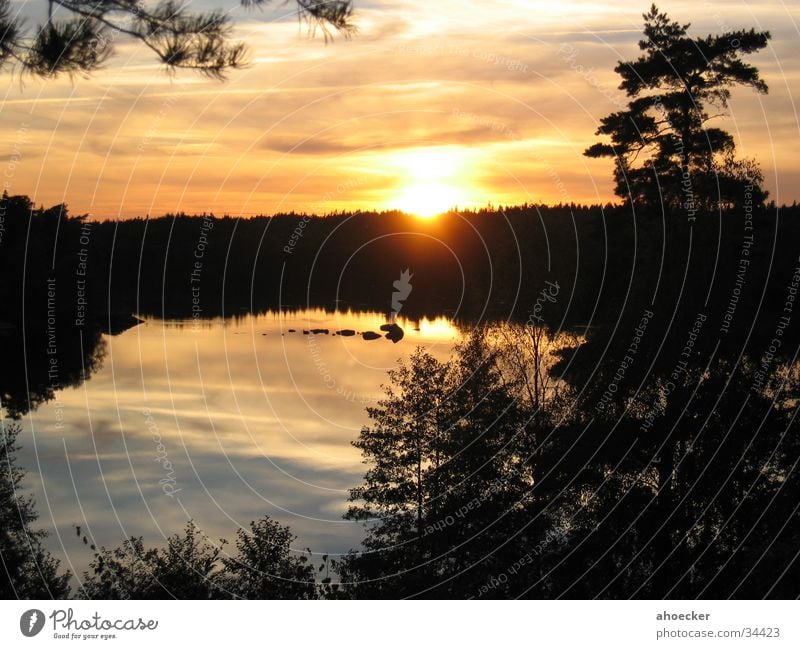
[
  {"left": 585, "top": 4, "right": 771, "bottom": 213},
  {"left": 0, "top": 0, "right": 353, "bottom": 79}
]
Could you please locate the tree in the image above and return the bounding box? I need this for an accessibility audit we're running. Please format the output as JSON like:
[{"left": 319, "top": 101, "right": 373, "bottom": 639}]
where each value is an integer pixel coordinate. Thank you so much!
[
  {"left": 339, "top": 347, "right": 450, "bottom": 596},
  {"left": 0, "top": 194, "right": 108, "bottom": 420},
  {"left": 487, "top": 321, "right": 577, "bottom": 420},
  {"left": 0, "top": 423, "right": 71, "bottom": 598},
  {"left": 585, "top": 4, "right": 770, "bottom": 213},
  {"left": 79, "top": 521, "right": 225, "bottom": 598},
  {"left": 0, "top": 0, "right": 353, "bottom": 79},
  {"left": 340, "top": 333, "right": 536, "bottom": 598},
  {"left": 220, "top": 515, "right": 316, "bottom": 599},
  {"left": 80, "top": 515, "right": 316, "bottom": 599}
]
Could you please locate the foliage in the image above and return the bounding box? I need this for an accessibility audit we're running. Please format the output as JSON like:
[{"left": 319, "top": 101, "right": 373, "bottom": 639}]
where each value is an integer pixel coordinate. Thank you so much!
[
  {"left": 339, "top": 332, "right": 537, "bottom": 597},
  {"left": 0, "top": 422, "right": 71, "bottom": 598},
  {"left": 79, "top": 516, "right": 317, "bottom": 599},
  {"left": 79, "top": 522, "right": 225, "bottom": 598},
  {"left": 0, "top": 0, "right": 354, "bottom": 79},
  {"left": 338, "top": 325, "right": 800, "bottom": 598},
  {"left": 585, "top": 4, "right": 771, "bottom": 212},
  {"left": 219, "top": 516, "right": 316, "bottom": 599}
]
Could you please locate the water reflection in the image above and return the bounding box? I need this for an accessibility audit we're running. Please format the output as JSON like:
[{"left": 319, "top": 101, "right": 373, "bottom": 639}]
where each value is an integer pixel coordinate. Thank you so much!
[
  {"left": 12, "top": 310, "right": 460, "bottom": 577},
  {"left": 0, "top": 324, "right": 107, "bottom": 420}
]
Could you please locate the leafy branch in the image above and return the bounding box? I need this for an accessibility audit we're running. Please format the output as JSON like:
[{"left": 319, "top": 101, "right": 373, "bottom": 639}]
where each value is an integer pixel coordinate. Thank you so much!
[{"left": 0, "top": 0, "right": 354, "bottom": 79}]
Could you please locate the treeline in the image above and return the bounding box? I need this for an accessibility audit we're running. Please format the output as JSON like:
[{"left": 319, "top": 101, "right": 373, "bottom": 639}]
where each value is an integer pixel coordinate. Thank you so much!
[
  {"left": 0, "top": 193, "right": 612, "bottom": 323},
  {"left": 338, "top": 328, "right": 800, "bottom": 598},
  {"left": 3, "top": 192, "right": 800, "bottom": 326},
  {"left": 3, "top": 190, "right": 800, "bottom": 597}
]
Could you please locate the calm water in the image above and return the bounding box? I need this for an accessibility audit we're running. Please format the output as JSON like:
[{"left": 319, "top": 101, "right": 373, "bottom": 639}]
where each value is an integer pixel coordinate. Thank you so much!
[{"left": 16, "top": 309, "right": 461, "bottom": 579}]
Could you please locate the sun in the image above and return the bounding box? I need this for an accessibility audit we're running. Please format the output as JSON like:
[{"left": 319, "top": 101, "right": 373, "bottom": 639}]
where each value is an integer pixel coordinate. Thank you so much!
[
  {"left": 395, "top": 183, "right": 461, "bottom": 218},
  {"left": 388, "top": 147, "right": 471, "bottom": 218}
]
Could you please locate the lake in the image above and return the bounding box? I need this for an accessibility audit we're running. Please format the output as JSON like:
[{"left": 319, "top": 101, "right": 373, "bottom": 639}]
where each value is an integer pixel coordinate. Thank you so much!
[{"left": 14, "top": 309, "right": 461, "bottom": 580}]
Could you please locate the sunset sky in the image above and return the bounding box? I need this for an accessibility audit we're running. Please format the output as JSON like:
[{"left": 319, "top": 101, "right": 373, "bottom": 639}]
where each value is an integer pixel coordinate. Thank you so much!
[{"left": 1, "top": 0, "right": 798, "bottom": 218}]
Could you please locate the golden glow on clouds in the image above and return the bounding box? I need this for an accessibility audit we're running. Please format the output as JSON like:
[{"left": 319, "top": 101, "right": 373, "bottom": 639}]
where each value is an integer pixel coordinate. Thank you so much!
[{"left": 1, "top": 0, "right": 798, "bottom": 216}]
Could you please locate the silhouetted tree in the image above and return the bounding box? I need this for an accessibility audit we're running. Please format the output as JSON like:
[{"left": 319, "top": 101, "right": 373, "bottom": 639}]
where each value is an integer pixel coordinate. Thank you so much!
[
  {"left": 534, "top": 342, "right": 800, "bottom": 598},
  {"left": 0, "top": 423, "right": 71, "bottom": 598},
  {"left": 79, "top": 521, "right": 225, "bottom": 598},
  {"left": 488, "top": 321, "right": 577, "bottom": 419},
  {"left": 338, "top": 347, "right": 449, "bottom": 596},
  {"left": 79, "top": 516, "right": 321, "bottom": 599},
  {"left": 220, "top": 516, "right": 316, "bottom": 599},
  {"left": 340, "top": 332, "right": 535, "bottom": 597},
  {"left": 585, "top": 4, "right": 770, "bottom": 212},
  {"left": 0, "top": 0, "right": 353, "bottom": 79}
]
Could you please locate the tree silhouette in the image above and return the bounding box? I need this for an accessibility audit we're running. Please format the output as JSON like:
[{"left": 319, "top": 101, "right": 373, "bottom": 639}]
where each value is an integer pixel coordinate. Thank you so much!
[
  {"left": 339, "top": 347, "right": 450, "bottom": 596},
  {"left": 0, "top": 423, "right": 71, "bottom": 598},
  {"left": 0, "top": 193, "right": 110, "bottom": 419},
  {"left": 340, "top": 332, "right": 536, "bottom": 598},
  {"left": 220, "top": 516, "right": 316, "bottom": 599},
  {"left": 0, "top": 0, "right": 353, "bottom": 79},
  {"left": 530, "top": 357, "right": 800, "bottom": 599},
  {"left": 487, "top": 321, "right": 577, "bottom": 419},
  {"left": 79, "top": 521, "right": 226, "bottom": 598},
  {"left": 585, "top": 4, "right": 770, "bottom": 212},
  {"left": 79, "top": 516, "right": 318, "bottom": 598}
]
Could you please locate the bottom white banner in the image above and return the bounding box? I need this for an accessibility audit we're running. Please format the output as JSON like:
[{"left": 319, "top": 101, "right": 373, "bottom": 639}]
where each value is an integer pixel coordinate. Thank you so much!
[{"left": 1, "top": 600, "right": 796, "bottom": 648}]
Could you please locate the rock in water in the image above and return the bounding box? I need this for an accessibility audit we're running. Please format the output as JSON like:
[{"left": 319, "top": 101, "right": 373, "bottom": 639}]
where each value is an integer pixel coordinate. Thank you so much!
[
  {"left": 384, "top": 323, "right": 404, "bottom": 343},
  {"left": 362, "top": 331, "right": 381, "bottom": 341}
]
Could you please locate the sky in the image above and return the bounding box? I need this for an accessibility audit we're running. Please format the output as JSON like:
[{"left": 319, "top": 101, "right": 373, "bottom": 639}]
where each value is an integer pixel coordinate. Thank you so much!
[{"left": 1, "top": 0, "right": 799, "bottom": 218}]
